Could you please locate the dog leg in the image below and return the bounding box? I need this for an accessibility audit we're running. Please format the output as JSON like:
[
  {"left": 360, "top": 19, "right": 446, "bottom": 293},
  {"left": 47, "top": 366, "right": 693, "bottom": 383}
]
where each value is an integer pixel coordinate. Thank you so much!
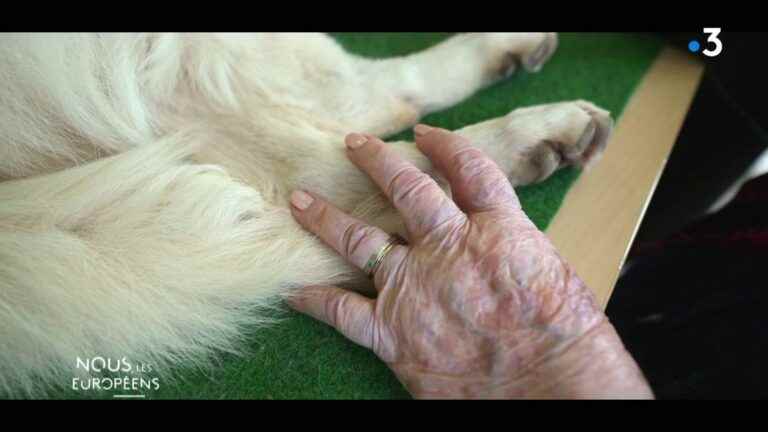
[
  {"left": 450, "top": 100, "right": 613, "bottom": 186},
  {"left": 343, "top": 33, "right": 558, "bottom": 136}
]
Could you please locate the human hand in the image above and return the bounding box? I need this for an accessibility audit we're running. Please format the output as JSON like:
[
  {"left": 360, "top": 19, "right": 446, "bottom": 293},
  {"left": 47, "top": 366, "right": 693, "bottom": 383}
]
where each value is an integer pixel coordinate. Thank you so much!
[{"left": 288, "top": 125, "right": 652, "bottom": 399}]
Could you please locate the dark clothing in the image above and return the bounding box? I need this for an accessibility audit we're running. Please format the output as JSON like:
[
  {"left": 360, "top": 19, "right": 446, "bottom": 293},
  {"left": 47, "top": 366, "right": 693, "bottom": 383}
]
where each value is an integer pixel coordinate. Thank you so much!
[{"left": 609, "top": 174, "right": 768, "bottom": 399}]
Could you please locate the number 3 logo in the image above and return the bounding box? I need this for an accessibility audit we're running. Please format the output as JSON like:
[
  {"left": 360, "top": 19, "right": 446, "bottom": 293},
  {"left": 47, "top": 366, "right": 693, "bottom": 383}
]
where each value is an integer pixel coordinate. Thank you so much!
[{"left": 703, "top": 28, "right": 723, "bottom": 57}]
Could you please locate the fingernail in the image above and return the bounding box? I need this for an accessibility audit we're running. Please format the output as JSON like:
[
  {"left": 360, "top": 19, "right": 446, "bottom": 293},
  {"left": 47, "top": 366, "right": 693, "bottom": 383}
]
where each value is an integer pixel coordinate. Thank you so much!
[
  {"left": 290, "top": 190, "right": 314, "bottom": 211},
  {"left": 345, "top": 133, "right": 368, "bottom": 149},
  {"left": 414, "top": 124, "right": 434, "bottom": 136}
]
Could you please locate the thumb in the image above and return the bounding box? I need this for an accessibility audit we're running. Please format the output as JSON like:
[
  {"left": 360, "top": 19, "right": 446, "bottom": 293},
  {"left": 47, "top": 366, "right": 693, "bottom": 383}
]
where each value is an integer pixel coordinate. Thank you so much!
[{"left": 287, "top": 286, "right": 376, "bottom": 350}]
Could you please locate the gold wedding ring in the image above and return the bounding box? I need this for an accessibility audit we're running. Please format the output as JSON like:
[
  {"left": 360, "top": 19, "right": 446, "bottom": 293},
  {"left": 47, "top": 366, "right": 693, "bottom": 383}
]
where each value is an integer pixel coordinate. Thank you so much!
[{"left": 363, "top": 233, "right": 407, "bottom": 279}]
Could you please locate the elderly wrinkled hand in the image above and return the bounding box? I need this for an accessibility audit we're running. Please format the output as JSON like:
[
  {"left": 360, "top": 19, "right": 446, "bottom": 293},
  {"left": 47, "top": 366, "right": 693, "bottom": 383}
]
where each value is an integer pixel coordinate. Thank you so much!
[{"left": 287, "top": 125, "right": 653, "bottom": 399}]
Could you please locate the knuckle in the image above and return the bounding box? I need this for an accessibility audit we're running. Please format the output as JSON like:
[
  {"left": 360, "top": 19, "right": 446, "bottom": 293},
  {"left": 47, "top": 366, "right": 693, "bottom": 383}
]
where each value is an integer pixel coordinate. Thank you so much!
[
  {"left": 341, "top": 222, "right": 377, "bottom": 259},
  {"left": 473, "top": 173, "right": 516, "bottom": 208},
  {"left": 388, "top": 167, "right": 434, "bottom": 207},
  {"left": 324, "top": 292, "right": 344, "bottom": 328},
  {"left": 325, "top": 291, "right": 353, "bottom": 329},
  {"left": 452, "top": 147, "right": 495, "bottom": 177}
]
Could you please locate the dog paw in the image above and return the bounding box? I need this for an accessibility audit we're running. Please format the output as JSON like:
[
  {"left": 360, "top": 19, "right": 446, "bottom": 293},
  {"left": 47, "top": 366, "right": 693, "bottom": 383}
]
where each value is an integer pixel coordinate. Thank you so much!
[
  {"left": 502, "top": 100, "right": 613, "bottom": 185},
  {"left": 556, "top": 101, "right": 613, "bottom": 169},
  {"left": 520, "top": 32, "right": 558, "bottom": 73},
  {"left": 483, "top": 33, "right": 559, "bottom": 79}
]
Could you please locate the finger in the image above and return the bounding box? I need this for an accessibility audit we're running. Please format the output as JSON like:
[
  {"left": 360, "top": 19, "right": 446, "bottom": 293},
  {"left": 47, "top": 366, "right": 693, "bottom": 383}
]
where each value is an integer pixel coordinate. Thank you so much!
[
  {"left": 289, "top": 189, "right": 403, "bottom": 276},
  {"left": 414, "top": 125, "right": 520, "bottom": 214},
  {"left": 287, "top": 285, "right": 376, "bottom": 350},
  {"left": 344, "top": 133, "right": 464, "bottom": 239}
]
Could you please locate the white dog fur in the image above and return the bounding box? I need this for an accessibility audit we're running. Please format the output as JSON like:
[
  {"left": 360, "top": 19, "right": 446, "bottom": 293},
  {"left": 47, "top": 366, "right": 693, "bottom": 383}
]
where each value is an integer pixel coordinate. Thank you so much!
[{"left": 0, "top": 33, "right": 613, "bottom": 396}]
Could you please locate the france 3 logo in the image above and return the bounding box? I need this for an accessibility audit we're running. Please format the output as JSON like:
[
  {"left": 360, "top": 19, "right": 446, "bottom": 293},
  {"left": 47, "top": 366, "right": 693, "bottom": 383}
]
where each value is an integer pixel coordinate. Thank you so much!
[{"left": 687, "top": 28, "right": 723, "bottom": 57}]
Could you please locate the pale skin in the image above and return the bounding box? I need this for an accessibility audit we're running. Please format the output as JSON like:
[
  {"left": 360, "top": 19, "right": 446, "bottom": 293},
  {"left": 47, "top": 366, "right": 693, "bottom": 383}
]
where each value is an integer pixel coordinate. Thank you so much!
[{"left": 288, "top": 125, "right": 654, "bottom": 399}]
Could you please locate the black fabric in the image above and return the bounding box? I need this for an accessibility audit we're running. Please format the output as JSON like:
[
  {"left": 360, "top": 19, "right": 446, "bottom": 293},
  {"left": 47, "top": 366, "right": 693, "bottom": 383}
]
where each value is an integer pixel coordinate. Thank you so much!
[{"left": 608, "top": 175, "right": 768, "bottom": 399}]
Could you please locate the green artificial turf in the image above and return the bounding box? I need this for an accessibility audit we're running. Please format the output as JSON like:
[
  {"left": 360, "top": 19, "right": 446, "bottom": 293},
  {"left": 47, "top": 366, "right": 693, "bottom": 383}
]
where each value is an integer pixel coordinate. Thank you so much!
[{"left": 49, "top": 33, "right": 663, "bottom": 400}]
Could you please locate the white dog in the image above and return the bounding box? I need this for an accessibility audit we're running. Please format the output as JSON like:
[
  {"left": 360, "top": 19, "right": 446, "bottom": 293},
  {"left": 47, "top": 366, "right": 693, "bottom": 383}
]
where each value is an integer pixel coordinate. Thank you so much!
[{"left": 0, "top": 33, "right": 612, "bottom": 396}]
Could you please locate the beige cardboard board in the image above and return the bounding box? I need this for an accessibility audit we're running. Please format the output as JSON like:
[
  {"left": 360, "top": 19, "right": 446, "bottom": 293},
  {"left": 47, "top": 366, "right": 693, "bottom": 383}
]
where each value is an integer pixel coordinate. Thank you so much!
[{"left": 546, "top": 46, "right": 706, "bottom": 308}]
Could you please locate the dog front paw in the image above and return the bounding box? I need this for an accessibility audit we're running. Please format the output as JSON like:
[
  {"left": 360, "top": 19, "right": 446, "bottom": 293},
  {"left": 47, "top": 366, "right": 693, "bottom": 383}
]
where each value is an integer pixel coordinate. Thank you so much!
[
  {"left": 503, "top": 100, "right": 613, "bottom": 185},
  {"left": 481, "top": 32, "right": 559, "bottom": 79}
]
